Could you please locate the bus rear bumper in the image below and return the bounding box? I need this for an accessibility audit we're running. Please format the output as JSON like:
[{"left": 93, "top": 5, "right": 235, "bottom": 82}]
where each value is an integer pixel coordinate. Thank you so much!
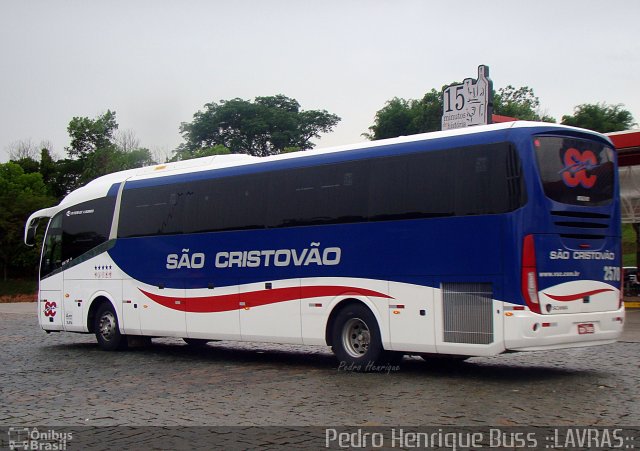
[{"left": 504, "top": 307, "right": 625, "bottom": 352}]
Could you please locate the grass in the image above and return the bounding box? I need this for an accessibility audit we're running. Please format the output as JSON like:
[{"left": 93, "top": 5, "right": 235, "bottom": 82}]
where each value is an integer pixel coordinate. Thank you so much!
[
  {"left": 623, "top": 223, "right": 637, "bottom": 267},
  {"left": 0, "top": 278, "right": 37, "bottom": 298}
]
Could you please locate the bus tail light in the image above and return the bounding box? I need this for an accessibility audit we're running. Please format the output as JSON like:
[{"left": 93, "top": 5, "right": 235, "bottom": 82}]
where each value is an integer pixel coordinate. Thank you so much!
[
  {"left": 521, "top": 234, "right": 541, "bottom": 314},
  {"left": 619, "top": 264, "right": 624, "bottom": 309}
]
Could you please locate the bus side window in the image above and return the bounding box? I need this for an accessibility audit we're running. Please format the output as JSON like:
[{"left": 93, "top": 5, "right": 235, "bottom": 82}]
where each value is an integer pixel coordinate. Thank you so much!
[{"left": 119, "top": 185, "right": 189, "bottom": 237}]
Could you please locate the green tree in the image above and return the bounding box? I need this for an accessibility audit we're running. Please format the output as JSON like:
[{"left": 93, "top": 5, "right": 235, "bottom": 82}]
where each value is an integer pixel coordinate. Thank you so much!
[
  {"left": 176, "top": 95, "right": 340, "bottom": 159},
  {"left": 39, "top": 148, "right": 57, "bottom": 192},
  {"left": 561, "top": 103, "right": 637, "bottom": 133},
  {"left": 112, "top": 147, "right": 155, "bottom": 170},
  {"left": 366, "top": 89, "right": 443, "bottom": 140},
  {"left": 12, "top": 157, "right": 40, "bottom": 174},
  {"left": 493, "top": 85, "right": 555, "bottom": 122},
  {"left": 169, "top": 144, "right": 231, "bottom": 162},
  {"left": 9, "top": 112, "right": 153, "bottom": 200},
  {"left": 0, "top": 162, "right": 55, "bottom": 280},
  {"left": 47, "top": 158, "right": 84, "bottom": 199},
  {"left": 67, "top": 110, "right": 118, "bottom": 159},
  {"left": 60, "top": 111, "right": 155, "bottom": 195},
  {"left": 367, "top": 84, "right": 554, "bottom": 140}
]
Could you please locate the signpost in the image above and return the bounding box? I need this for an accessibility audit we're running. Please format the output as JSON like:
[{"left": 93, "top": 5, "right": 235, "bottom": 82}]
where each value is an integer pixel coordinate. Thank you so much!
[{"left": 442, "top": 65, "right": 493, "bottom": 131}]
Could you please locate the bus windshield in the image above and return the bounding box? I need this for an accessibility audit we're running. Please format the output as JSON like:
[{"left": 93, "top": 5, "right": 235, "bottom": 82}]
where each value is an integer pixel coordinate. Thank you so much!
[{"left": 534, "top": 136, "right": 615, "bottom": 206}]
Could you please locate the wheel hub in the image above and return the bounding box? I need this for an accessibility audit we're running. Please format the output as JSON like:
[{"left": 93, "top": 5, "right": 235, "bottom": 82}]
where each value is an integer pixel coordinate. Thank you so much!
[
  {"left": 99, "top": 312, "right": 116, "bottom": 341},
  {"left": 342, "top": 317, "right": 370, "bottom": 358}
]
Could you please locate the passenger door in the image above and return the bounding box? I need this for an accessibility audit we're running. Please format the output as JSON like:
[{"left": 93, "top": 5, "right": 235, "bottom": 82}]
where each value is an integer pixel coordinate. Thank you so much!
[{"left": 38, "top": 214, "right": 64, "bottom": 331}]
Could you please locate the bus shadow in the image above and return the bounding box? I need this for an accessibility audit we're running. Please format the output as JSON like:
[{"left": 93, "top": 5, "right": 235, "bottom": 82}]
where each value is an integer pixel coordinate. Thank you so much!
[
  {"left": 48, "top": 340, "right": 598, "bottom": 383},
  {"left": 399, "top": 358, "right": 591, "bottom": 382}
]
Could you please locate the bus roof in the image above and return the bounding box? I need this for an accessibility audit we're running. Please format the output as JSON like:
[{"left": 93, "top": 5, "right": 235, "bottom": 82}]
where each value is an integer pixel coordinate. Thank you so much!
[{"left": 41, "top": 120, "right": 609, "bottom": 217}]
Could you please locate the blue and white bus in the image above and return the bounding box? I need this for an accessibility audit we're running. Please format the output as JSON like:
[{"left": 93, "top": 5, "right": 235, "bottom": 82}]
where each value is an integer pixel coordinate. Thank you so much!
[{"left": 25, "top": 121, "right": 625, "bottom": 367}]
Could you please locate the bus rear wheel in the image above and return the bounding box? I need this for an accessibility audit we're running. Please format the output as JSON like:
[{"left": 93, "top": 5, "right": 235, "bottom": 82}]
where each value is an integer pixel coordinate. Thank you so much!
[
  {"left": 94, "top": 303, "right": 127, "bottom": 351},
  {"left": 331, "top": 304, "right": 385, "bottom": 370}
]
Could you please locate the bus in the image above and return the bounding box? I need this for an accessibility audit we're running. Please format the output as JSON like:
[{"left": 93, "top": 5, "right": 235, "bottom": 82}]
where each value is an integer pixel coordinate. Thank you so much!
[{"left": 24, "top": 121, "right": 625, "bottom": 367}]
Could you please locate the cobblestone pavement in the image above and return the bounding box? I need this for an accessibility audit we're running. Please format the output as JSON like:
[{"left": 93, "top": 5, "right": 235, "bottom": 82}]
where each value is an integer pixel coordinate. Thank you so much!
[{"left": 1, "top": 304, "right": 638, "bottom": 431}]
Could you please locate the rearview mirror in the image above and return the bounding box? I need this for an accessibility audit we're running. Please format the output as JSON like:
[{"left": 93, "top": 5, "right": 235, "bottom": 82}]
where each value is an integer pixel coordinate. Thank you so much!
[{"left": 25, "top": 222, "right": 38, "bottom": 246}]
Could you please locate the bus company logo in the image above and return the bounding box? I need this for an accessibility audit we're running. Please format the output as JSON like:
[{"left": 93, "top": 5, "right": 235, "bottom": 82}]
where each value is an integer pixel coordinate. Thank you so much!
[
  {"left": 166, "top": 243, "right": 342, "bottom": 270},
  {"left": 166, "top": 249, "right": 206, "bottom": 270},
  {"left": 216, "top": 242, "right": 342, "bottom": 268},
  {"left": 560, "top": 148, "right": 599, "bottom": 189},
  {"left": 43, "top": 301, "right": 57, "bottom": 318}
]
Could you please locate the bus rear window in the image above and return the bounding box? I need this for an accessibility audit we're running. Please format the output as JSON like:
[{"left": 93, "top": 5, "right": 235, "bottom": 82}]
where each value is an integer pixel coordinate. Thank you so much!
[{"left": 534, "top": 136, "right": 614, "bottom": 206}]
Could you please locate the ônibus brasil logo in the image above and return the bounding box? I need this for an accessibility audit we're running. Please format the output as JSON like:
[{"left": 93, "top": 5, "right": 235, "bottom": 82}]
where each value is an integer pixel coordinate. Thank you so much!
[{"left": 560, "top": 148, "right": 599, "bottom": 189}]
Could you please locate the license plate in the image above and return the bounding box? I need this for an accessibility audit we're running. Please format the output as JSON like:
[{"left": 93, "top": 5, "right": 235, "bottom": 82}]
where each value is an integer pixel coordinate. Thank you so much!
[{"left": 578, "top": 323, "right": 595, "bottom": 335}]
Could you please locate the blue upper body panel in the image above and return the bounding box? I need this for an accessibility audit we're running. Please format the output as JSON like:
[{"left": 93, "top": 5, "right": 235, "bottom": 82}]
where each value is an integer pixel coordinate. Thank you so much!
[{"left": 106, "top": 124, "right": 621, "bottom": 303}]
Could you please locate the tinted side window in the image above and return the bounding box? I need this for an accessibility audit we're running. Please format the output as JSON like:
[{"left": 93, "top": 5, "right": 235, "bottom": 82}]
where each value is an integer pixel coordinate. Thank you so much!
[
  {"left": 268, "top": 162, "right": 368, "bottom": 228},
  {"left": 452, "top": 143, "right": 525, "bottom": 215},
  {"left": 61, "top": 197, "right": 116, "bottom": 264},
  {"left": 370, "top": 142, "right": 523, "bottom": 219},
  {"left": 116, "top": 142, "right": 525, "bottom": 237},
  {"left": 370, "top": 151, "right": 455, "bottom": 220},
  {"left": 119, "top": 184, "right": 193, "bottom": 237},
  {"left": 187, "top": 175, "right": 268, "bottom": 233}
]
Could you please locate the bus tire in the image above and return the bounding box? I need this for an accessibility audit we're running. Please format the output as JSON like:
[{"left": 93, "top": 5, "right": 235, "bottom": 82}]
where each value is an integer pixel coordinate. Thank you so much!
[
  {"left": 94, "top": 303, "right": 127, "bottom": 351},
  {"left": 331, "top": 303, "right": 384, "bottom": 370},
  {"left": 183, "top": 338, "right": 210, "bottom": 347}
]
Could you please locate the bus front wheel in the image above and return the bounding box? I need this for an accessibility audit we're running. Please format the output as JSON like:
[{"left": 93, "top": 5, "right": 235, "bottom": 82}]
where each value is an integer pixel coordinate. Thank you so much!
[
  {"left": 94, "top": 303, "right": 127, "bottom": 351},
  {"left": 331, "top": 303, "right": 385, "bottom": 370}
]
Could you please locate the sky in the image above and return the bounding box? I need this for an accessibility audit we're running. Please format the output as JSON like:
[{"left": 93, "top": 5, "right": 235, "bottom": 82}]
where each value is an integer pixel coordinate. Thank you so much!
[{"left": 1, "top": 0, "right": 639, "bottom": 163}]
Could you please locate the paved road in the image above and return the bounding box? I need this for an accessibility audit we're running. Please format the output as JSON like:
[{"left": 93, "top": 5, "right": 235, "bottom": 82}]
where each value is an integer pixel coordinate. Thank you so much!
[{"left": 1, "top": 303, "right": 638, "bottom": 431}]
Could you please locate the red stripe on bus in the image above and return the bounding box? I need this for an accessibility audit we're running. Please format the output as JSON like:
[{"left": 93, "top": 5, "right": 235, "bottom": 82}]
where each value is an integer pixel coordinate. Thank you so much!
[
  {"left": 542, "top": 288, "right": 614, "bottom": 302},
  {"left": 139, "top": 286, "right": 393, "bottom": 313}
]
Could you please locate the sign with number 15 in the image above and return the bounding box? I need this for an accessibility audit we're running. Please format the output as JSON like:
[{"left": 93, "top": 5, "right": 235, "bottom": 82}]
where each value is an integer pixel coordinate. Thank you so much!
[{"left": 442, "top": 65, "right": 493, "bottom": 131}]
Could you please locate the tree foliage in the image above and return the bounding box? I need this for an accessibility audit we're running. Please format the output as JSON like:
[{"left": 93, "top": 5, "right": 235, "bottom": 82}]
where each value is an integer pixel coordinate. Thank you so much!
[
  {"left": 66, "top": 110, "right": 118, "bottom": 159},
  {"left": 493, "top": 85, "right": 555, "bottom": 122},
  {"left": 366, "top": 89, "right": 443, "bottom": 140},
  {"left": 175, "top": 95, "right": 341, "bottom": 159},
  {"left": 59, "top": 111, "right": 154, "bottom": 194},
  {"left": 172, "top": 144, "right": 231, "bottom": 161},
  {"left": 561, "top": 102, "right": 637, "bottom": 133},
  {"left": 367, "top": 84, "right": 555, "bottom": 140},
  {"left": 5, "top": 111, "right": 156, "bottom": 280},
  {"left": 0, "top": 163, "right": 55, "bottom": 280}
]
